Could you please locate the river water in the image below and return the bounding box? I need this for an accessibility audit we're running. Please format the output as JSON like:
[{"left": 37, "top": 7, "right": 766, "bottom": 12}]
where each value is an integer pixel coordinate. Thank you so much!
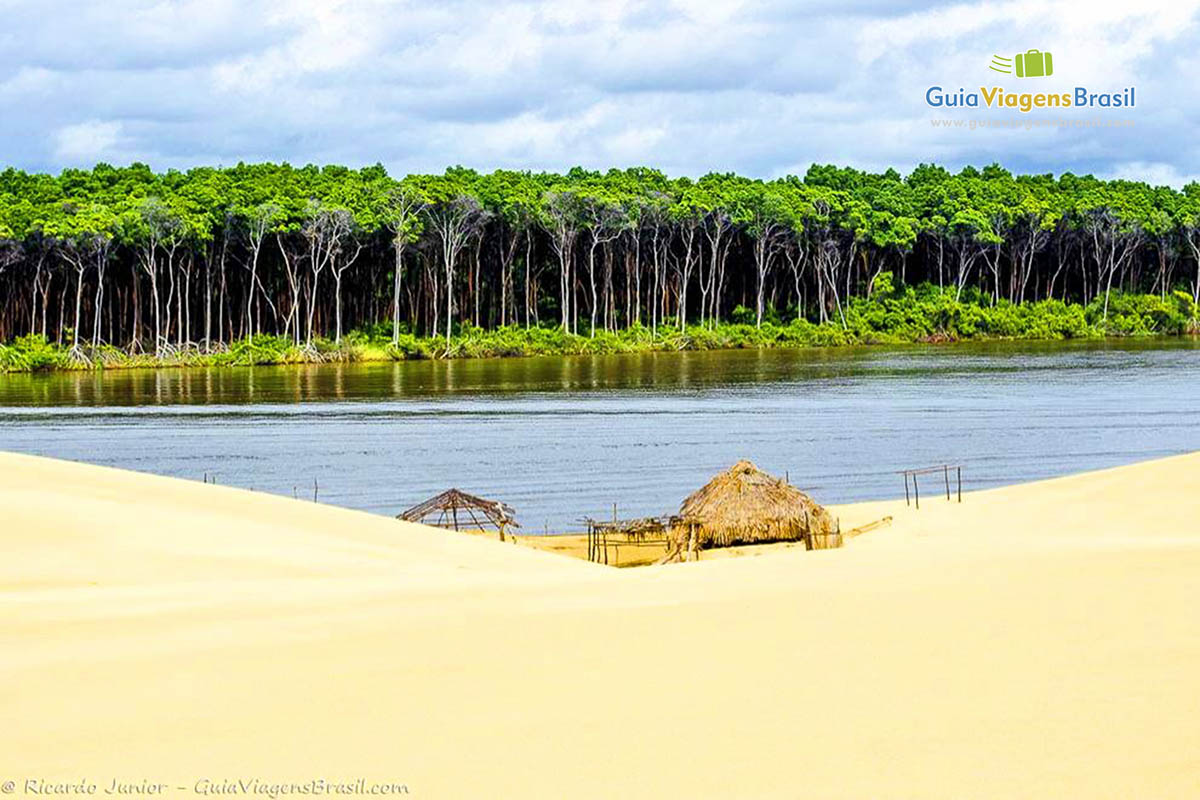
[{"left": 2, "top": 339, "right": 1197, "bottom": 532}]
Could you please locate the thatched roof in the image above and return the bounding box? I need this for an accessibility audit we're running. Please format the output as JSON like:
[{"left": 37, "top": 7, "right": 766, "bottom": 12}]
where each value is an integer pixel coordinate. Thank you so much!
[
  {"left": 675, "top": 460, "right": 835, "bottom": 548},
  {"left": 397, "top": 488, "right": 517, "bottom": 531}
]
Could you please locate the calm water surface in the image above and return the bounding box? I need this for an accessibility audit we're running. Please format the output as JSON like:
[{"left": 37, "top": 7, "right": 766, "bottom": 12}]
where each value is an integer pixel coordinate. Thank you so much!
[{"left": 2, "top": 340, "right": 1197, "bottom": 531}]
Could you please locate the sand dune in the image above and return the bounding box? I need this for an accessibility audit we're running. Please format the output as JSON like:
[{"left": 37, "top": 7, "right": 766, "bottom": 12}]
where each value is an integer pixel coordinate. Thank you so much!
[{"left": 2, "top": 450, "right": 1198, "bottom": 799}]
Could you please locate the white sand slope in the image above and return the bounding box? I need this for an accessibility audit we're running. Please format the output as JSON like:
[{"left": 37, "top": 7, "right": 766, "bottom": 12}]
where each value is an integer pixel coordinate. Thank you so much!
[{"left": 2, "top": 451, "right": 1199, "bottom": 799}]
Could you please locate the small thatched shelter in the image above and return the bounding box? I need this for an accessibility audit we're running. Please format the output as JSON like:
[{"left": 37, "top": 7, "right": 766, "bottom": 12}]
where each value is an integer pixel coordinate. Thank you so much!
[
  {"left": 666, "top": 460, "right": 839, "bottom": 560},
  {"left": 397, "top": 489, "right": 518, "bottom": 540}
]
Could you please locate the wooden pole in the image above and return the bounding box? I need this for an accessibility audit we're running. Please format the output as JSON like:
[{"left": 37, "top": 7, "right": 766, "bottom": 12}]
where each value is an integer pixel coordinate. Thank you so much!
[
  {"left": 957, "top": 466, "right": 962, "bottom": 503},
  {"left": 914, "top": 474, "right": 920, "bottom": 510},
  {"left": 903, "top": 472, "right": 910, "bottom": 506},
  {"left": 944, "top": 464, "right": 950, "bottom": 501},
  {"left": 611, "top": 504, "right": 617, "bottom": 566}
]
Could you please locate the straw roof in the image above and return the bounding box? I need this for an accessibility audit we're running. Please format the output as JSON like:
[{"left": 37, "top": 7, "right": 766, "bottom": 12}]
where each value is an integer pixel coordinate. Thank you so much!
[
  {"left": 674, "top": 460, "right": 836, "bottom": 548},
  {"left": 397, "top": 488, "right": 517, "bottom": 531}
]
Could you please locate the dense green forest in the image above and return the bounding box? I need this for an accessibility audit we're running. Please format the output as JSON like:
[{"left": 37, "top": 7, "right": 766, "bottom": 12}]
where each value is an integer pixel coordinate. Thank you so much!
[{"left": 0, "top": 161, "right": 1198, "bottom": 370}]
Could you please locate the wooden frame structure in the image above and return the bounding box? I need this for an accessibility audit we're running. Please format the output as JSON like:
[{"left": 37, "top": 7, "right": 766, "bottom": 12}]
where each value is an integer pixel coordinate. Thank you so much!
[
  {"left": 584, "top": 515, "right": 676, "bottom": 565},
  {"left": 662, "top": 514, "right": 842, "bottom": 562},
  {"left": 397, "top": 489, "right": 518, "bottom": 540},
  {"left": 900, "top": 464, "right": 963, "bottom": 510}
]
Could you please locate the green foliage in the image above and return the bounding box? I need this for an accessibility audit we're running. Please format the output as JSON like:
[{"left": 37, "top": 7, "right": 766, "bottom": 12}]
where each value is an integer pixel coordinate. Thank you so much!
[
  {"left": 1173, "top": 290, "right": 1200, "bottom": 333},
  {"left": 730, "top": 305, "right": 756, "bottom": 325},
  {"left": 4, "top": 288, "right": 1192, "bottom": 373},
  {"left": 0, "top": 334, "right": 70, "bottom": 371},
  {"left": 4, "top": 160, "right": 1200, "bottom": 366},
  {"left": 210, "top": 334, "right": 304, "bottom": 366},
  {"left": 1087, "top": 291, "right": 1192, "bottom": 335}
]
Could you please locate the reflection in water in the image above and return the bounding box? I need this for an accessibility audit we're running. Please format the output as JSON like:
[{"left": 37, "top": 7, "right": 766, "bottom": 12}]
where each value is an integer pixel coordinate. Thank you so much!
[
  {"left": 0, "top": 346, "right": 927, "bottom": 406},
  {"left": 1, "top": 339, "right": 1198, "bottom": 531}
]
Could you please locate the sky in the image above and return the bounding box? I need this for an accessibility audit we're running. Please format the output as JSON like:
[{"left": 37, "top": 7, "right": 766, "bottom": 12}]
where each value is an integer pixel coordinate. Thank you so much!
[{"left": 1, "top": 0, "right": 1198, "bottom": 183}]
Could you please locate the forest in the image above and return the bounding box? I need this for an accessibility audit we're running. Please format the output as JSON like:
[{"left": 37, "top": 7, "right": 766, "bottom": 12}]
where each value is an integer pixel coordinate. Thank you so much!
[{"left": 1, "top": 161, "right": 1198, "bottom": 370}]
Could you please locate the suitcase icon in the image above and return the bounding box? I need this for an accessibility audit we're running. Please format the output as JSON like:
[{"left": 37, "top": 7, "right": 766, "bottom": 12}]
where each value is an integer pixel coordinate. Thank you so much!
[{"left": 1014, "top": 49, "right": 1053, "bottom": 78}]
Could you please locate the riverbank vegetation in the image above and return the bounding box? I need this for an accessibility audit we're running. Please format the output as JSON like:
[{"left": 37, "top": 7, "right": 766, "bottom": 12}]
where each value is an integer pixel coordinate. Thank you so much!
[
  {"left": 2, "top": 279, "right": 1193, "bottom": 372},
  {"left": 1, "top": 162, "right": 1198, "bottom": 372}
]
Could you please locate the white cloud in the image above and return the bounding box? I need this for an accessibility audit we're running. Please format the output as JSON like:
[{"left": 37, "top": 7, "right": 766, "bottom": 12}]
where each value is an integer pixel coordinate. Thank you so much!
[
  {"left": 211, "top": 0, "right": 381, "bottom": 91},
  {"left": 1104, "top": 161, "right": 1200, "bottom": 188},
  {"left": 54, "top": 120, "right": 123, "bottom": 162},
  {"left": 2, "top": 0, "right": 1199, "bottom": 182}
]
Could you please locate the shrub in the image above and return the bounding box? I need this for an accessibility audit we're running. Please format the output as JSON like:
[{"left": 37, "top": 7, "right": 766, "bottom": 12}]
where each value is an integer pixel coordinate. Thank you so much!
[
  {"left": 0, "top": 287, "right": 1192, "bottom": 374},
  {"left": 0, "top": 334, "right": 69, "bottom": 372},
  {"left": 729, "top": 305, "right": 756, "bottom": 325},
  {"left": 211, "top": 334, "right": 300, "bottom": 366}
]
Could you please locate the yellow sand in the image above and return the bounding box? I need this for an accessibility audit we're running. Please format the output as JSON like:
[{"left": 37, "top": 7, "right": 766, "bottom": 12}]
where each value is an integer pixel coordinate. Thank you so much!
[{"left": 2, "top": 450, "right": 1199, "bottom": 799}]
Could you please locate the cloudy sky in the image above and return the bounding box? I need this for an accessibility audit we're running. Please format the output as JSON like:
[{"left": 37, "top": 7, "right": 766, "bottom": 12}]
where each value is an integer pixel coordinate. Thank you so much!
[{"left": 1, "top": 0, "right": 1198, "bottom": 183}]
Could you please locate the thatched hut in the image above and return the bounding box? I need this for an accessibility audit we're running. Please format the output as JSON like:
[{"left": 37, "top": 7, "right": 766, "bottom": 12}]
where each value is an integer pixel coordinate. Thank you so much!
[
  {"left": 397, "top": 489, "right": 518, "bottom": 540},
  {"left": 667, "top": 460, "right": 839, "bottom": 560}
]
